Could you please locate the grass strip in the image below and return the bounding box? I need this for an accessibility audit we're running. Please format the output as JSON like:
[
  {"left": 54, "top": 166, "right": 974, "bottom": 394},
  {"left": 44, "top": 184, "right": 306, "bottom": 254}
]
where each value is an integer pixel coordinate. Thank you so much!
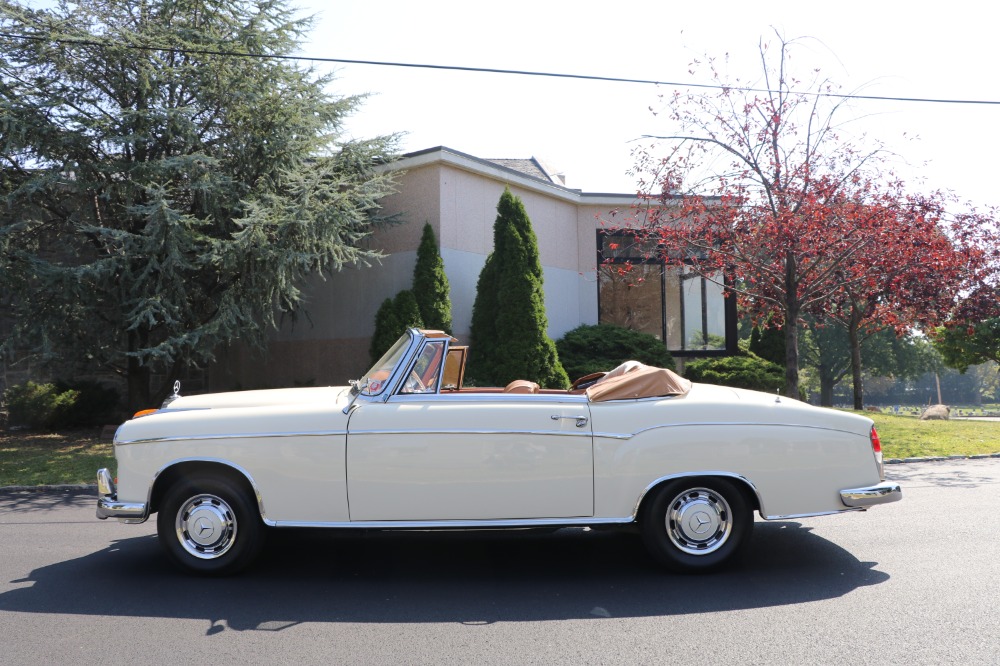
[
  {"left": 0, "top": 430, "right": 114, "bottom": 487},
  {"left": 868, "top": 412, "right": 1000, "bottom": 459}
]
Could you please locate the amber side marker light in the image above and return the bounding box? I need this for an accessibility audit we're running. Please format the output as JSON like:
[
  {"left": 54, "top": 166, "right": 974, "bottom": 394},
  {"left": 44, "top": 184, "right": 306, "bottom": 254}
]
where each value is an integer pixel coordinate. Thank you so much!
[{"left": 132, "top": 409, "right": 158, "bottom": 419}]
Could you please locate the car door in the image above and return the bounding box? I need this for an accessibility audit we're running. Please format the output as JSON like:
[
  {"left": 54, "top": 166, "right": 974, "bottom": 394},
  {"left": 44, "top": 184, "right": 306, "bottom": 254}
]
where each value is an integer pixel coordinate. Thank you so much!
[{"left": 346, "top": 396, "right": 594, "bottom": 522}]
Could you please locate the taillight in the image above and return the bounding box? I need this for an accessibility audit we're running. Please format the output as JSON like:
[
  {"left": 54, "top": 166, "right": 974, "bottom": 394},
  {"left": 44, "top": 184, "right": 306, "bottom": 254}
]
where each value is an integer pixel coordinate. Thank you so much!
[
  {"left": 870, "top": 425, "right": 882, "bottom": 453},
  {"left": 871, "top": 425, "right": 885, "bottom": 481}
]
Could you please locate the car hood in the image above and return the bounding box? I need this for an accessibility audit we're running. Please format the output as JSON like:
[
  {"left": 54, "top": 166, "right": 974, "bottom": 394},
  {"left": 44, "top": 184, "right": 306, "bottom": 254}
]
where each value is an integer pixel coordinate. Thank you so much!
[
  {"left": 161, "top": 386, "right": 351, "bottom": 411},
  {"left": 115, "top": 386, "right": 353, "bottom": 445}
]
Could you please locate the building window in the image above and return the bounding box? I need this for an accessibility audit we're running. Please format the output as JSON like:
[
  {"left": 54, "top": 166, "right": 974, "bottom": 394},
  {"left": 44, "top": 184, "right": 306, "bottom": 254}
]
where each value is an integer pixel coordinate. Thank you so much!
[{"left": 597, "top": 231, "right": 736, "bottom": 356}]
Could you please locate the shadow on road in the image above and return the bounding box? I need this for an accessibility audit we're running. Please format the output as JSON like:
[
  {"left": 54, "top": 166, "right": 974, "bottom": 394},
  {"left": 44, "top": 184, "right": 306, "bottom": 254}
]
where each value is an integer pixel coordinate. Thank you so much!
[
  {"left": 0, "top": 489, "right": 95, "bottom": 513},
  {"left": 1, "top": 519, "right": 888, "bottom": 632},
  {"left": 886, "top": 461, "right": 998, "bottom": 489}
]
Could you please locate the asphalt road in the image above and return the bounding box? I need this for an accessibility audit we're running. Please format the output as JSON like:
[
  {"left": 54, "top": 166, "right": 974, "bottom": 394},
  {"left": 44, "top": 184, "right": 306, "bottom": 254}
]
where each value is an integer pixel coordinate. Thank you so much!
[{"left": 1, "top": 459, "right": 998, "bottom": 665}]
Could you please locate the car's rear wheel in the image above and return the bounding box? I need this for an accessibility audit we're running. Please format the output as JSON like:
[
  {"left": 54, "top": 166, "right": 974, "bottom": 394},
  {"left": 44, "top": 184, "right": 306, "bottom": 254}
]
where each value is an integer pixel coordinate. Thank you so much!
[
  {"left": 640, "top": 477, "right": 753, "bottom": 573},
  {"left": 156, "top": 474, "right": 264, "bottom": 575}
]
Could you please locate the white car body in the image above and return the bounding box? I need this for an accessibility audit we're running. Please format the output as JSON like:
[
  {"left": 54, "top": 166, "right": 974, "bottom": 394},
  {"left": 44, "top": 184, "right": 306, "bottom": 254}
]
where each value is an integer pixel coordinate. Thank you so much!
[{"left": 97, "top": 329, "right": 900, "bottom": 574}]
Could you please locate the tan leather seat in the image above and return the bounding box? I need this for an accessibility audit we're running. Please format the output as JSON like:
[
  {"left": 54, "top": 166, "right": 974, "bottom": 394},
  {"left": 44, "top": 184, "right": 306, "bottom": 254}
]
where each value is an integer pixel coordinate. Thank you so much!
[{"left": 503, "top": 379, "right": 540, "bottom": 394}]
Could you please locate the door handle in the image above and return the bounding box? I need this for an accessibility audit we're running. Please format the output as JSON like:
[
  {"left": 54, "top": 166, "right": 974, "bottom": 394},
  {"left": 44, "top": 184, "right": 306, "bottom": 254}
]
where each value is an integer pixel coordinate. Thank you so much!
[{"left": 551, "top": 414, "right": 589, "bottom": 428}]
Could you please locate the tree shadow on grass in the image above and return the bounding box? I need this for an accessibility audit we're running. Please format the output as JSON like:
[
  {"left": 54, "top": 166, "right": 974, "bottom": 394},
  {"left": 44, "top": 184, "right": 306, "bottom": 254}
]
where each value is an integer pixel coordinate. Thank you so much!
[{"left": 1, "top": 520, "right": 888, "bottom": 633}]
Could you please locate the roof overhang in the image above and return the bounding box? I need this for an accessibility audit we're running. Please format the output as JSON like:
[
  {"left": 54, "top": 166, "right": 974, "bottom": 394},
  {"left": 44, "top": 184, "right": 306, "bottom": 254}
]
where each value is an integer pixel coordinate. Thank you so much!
[{"left": 381, "top": 146, "right": 643, "bottom": 207}]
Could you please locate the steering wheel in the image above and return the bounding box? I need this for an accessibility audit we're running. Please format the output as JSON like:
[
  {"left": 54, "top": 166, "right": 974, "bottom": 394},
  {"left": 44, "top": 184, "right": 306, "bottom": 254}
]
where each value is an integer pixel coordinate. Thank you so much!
[
  {"left": 570, "top": 371, "right": 607, "bottom": 391},
  {"left": 404, "top": 370, "right": 427, "bottom": 393}
]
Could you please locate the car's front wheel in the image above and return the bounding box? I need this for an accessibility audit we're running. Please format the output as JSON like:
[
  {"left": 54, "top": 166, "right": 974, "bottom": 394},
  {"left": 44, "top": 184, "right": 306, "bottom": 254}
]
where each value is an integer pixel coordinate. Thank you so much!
[
  {"left": 156, "top": 474, "right": 264, "bottom": 575},
  {"left": 640, "top": 477, "right": 753, "bottom": 573}
]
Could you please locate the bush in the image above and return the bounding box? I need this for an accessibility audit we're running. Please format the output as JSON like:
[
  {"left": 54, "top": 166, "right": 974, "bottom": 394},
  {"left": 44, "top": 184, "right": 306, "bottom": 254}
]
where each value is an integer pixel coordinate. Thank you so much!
[
  {"left": 413, "top": 223, "right": 452, "bottom": 332},
  {"left": 369, "top": 290, "right": 425, "bottom": 364},
  {"left": 749, "top": 326, "right": 786, "bottom": 365},
  {"left": 2, "top": 380, "right": 121, "bottom": 429},
  {"left": 54, "top": 380, "right": 120, "bottom": 427},
  {"left": 3, "top": 381, "right": 79, "bottom": 430},
  {"left": 684, "top": 353, "right": 784, "bottom": 393},
  {"left": 556, "top": 324, "right": 675, "bottom": 379},
  {"left": 468, "top": 188, "right": 568, "bottom": 388}
]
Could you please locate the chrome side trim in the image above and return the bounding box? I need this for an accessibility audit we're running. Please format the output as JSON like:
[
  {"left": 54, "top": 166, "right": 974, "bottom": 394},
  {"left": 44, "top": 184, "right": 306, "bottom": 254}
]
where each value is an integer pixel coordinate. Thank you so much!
[
  {"left": 120, "top": 428, "right": 598, "bottom": 445},
  {"left": 631, "top": 471, "right": 766, "bottom": 519},
  {"left": 270, "top": 516, "right": 635, "bottom": 529},
  {"left": 594, "top": 422, "right": 867, "bottom": 441},
  {"left": 349, "top": 429, "right": 594, "bottom": 438},
  {"left": 116, "top": 430, "right": 348, "bottom": 446},
  {"left": 388, "top": 393, "right": 590, "bottom": 404},
  {"left": 840, "top": 482, "right": 902, "bottom": 508}
]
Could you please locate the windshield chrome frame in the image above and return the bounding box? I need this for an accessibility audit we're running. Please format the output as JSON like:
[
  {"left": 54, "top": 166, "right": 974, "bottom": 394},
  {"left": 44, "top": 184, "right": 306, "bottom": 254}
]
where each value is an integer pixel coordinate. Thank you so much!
[
  {"left": 345, "top": 329, "right": 425, "bottom": 413},
  {"left": 394, "top": 336, "right": 451, "bottom": 397}
]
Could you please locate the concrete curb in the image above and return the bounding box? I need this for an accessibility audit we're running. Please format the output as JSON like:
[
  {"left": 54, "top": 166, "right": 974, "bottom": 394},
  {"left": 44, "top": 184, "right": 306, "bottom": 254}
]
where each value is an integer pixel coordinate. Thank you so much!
[
  {"left": 3, "top": 453, "right": 1000, "bottom": 493},
  {"left": 885, "top": 453, "right": 1000, "bottom": 464},
  {"left": 0, "top": 484, "right": 97, "bottom": 493}
]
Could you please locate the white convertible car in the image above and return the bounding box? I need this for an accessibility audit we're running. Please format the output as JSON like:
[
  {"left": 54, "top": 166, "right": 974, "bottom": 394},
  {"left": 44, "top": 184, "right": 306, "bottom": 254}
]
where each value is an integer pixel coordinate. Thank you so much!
[{"left": 97, "top": 329, "right": 900, "bottom": 575}]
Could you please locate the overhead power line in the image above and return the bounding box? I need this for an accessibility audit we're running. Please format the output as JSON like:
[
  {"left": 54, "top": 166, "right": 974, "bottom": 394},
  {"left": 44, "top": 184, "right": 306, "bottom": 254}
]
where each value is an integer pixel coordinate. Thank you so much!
[{"left": 3, "top": 30, "right": 1000, "bottom": 107}]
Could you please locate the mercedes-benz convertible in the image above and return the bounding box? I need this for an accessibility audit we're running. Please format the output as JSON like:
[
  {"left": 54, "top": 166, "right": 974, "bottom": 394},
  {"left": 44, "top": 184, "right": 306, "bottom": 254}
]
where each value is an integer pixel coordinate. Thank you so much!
[{"left": 97, "top": 328, "right": 900, "bottom": 575}]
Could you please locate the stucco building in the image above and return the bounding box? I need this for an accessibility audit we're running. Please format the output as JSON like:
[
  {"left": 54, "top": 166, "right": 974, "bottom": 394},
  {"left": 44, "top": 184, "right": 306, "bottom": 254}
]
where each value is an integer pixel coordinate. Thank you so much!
[{"left": 209, "top": 146, "right": 735, "bottom": 391}]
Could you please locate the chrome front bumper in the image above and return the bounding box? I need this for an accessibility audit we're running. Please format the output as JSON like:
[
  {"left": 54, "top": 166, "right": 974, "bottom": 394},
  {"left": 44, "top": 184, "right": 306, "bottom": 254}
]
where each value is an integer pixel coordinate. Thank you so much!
[
  {"left": 840, "top": 481, "right": 902, "bottom": 508},
  {"left": 96, "top": 468, "right": 148, "bottom": 524}
]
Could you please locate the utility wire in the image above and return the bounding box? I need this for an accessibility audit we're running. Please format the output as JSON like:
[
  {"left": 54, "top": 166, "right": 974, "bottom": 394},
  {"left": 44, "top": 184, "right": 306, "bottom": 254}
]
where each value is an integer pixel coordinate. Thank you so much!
[{"left": 3, "top": 30, "right": 1000, "bottom": 107}]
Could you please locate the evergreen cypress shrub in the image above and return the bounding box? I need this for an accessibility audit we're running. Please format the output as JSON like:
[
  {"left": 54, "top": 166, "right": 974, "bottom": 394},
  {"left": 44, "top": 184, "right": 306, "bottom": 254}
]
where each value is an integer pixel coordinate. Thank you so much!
[
  {"left": 368, "top": 290, "right": 425, "bottom": 364},
  {"left": 468, "top": 188, "right": 569, "bottom": 388},
  {"left": 369, "top": 297, "right": 400, "bottom": 364},
  {"left": 556, "top": 324, "right": 674, "bottom": 379},
  {"left": 393, "top": 289, "right": 424, "bottom": 332},
  {"left": 468, "top": 245, "right": 501, "bottom": 380},
  {"left": 413, "top": 223, "right": 452, "bottom": 332},
  {"left": 749, "top": 326, "right": 786, "bottom": 366},
  {"left": 684, "top": 352, "right": 784, "bottom": 393}
]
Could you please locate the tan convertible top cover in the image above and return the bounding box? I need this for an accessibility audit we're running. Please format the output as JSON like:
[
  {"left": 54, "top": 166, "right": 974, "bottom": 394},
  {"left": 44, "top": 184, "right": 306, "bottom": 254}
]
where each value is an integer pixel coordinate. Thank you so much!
[{"left": 586, "top": 362, "right": 692, "bottom": 402}]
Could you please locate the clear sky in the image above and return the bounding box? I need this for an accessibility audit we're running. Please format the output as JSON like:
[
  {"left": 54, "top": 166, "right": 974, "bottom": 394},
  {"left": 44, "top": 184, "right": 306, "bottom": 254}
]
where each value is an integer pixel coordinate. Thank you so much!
[{"left": 300, "top": 0, "right": 999, "bottom": 210}]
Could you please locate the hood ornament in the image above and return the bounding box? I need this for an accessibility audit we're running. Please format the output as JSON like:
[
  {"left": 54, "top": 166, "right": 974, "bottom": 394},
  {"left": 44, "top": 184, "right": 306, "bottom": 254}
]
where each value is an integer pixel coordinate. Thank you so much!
[{"left": 162, "top": 380, "right": 182, "bottom": 408}]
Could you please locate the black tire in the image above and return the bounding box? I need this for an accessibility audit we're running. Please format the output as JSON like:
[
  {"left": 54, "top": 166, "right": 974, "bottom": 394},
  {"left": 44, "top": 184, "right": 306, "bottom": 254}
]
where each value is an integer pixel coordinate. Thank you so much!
[
  {"left": 640, "top": 477, "right": 753, "bottom": 573},
  {"left": 156, "top": 474, "right": 264, "bottom": 576}
]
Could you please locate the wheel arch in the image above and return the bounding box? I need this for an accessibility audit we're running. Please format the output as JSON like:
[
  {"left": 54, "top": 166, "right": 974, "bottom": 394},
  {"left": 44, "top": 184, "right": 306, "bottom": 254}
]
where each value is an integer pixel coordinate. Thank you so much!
[
  {"left": 633, "top": 472, "right": 762, "bottom": 522},
  {"left": 149, "top": 459, "right": 266, "bottom": 523}
]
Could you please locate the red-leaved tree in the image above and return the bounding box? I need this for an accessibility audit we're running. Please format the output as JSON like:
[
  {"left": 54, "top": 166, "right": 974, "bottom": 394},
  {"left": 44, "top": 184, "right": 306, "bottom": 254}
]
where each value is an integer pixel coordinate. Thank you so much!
[
  {"left": 816, "top": 194, "right": 978, "bottom": 408},
  {"left": 624, "top": 34, "right": 994, "bottom": 401}
]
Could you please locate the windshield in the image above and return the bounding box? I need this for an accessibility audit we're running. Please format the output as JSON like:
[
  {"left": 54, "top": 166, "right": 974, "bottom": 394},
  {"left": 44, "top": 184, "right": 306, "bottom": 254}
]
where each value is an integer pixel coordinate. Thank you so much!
[{"left": 357, "top": 333, "right": 413, "bottom": 395}]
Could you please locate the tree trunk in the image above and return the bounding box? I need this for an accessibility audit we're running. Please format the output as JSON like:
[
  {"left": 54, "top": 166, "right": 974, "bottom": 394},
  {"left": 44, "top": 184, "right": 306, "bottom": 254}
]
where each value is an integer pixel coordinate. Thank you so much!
[
  {"left": 819, "top": 363, "right": 835, "bottom": 407},
  {"left": 783, "top": 307, "right": 800, "bottom": 399},
  {"left": 126, "top": 331, "right": 152, "bottom": 412},
  {"left": 782, "top": 253, "right": 800, "bottom": 400}
]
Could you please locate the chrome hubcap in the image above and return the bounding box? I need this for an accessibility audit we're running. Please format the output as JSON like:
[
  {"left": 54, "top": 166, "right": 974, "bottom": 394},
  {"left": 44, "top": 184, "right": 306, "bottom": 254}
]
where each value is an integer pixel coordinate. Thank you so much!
[
  {"left": 665, "top": 487, "right": 732, "bottom": 555},
  {"left": 175, "top": 494, "right": 237, "bottom": 560}
]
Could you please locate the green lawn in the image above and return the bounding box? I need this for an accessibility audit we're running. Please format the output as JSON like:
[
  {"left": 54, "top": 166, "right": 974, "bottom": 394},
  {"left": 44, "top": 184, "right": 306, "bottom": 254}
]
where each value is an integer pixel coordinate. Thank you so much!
[
  {"left": 0, "top": 414, "right": 997, "bottom": 487},
  {"left": 0, "top": 429, "right": 114, "bottom": 487},
  {"left": 867, "top": 412, "right": 1000, "bottom": 460}
]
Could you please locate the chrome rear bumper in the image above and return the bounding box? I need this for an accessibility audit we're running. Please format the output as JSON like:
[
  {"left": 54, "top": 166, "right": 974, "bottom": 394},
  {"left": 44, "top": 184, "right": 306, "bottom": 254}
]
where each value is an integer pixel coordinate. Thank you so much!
[
  {"left": 840, "top": 481, "right": 902, "bottom": 508},
  {"left": 96, "top": 468, "right": 148, "bottom": 524}
]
